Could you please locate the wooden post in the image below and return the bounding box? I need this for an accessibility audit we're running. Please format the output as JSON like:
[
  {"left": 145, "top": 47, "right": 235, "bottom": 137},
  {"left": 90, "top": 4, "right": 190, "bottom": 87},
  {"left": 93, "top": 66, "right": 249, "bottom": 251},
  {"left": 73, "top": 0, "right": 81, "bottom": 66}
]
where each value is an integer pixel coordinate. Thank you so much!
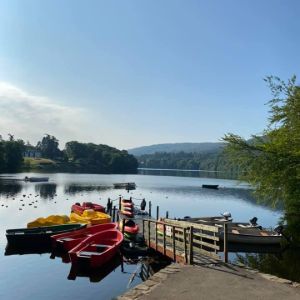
[
  {"left": 163, "top": 223, "right": 166, "bottom": 255},
  {"left": 148, "top": 220, "right": 151, "bottom": 247},
  {"left": 156, "top": 206, "right": 159, "bottom": 220},
  {"left": 119, "top": 196, "right": 122, "bottom": 210},
  {"left": 183, "top": 228, "right": 188, "bottom": 264},
  {"left": 155, "top": 222, "right": 158, "bottom": 251},
  {"left": 223, "top": 223, "right": 228, "bottom": 263},
  {"left": 149, "top": 201, "right": 152, "bottom": 217},
  {"left": 189, "top": 226, "right": 193, "bottom": 264},
  {"left": 122, "top": 218, "right": 125, "bottom": 236},
  {"left": 172, "top": 225, "right": 176, "bottom": 261},
  {"left": 112, "top": 206, "right": 116, "bottom": 222},
  {"left": 165, "top": 211, "right": 169, "bottom": 219},
  {"left": 116, "top": 208, "right": 119, "bottom": 222},
  {"left": 107, "top": 198, "right": 111, "bottom": 215},
  {"left": 142, "top": 219, "right": 145, "bottom": 237}
]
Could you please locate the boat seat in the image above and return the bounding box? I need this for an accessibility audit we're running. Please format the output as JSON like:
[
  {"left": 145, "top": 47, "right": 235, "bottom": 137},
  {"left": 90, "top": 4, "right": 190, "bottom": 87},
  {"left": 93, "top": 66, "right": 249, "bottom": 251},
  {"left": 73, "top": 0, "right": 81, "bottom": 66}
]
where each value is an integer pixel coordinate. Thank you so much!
[
  {"left": 59, "top": 237, "right": 74, "bottom": 241},
  {"left": 231, "top": 229, "right": 239, "bottom": 234},
  {"left": 91, "top": 244, "right": 109, "bottom": 248},
  {"left": 260, "top": 232, "right": 269, "bottom": 236},
  {"left": 78, "top": 251, "right": 102, "bottom": 257}
]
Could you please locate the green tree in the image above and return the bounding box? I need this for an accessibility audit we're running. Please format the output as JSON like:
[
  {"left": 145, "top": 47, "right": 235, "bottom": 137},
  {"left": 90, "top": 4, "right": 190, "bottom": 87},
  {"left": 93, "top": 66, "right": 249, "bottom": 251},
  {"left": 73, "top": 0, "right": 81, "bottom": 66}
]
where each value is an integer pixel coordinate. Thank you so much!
[
  {"left": 37, "top": 134, "right": 61, "bottom": 159},
  {"left": 223, "top": 76, "right": 300, "bottom": 217}
]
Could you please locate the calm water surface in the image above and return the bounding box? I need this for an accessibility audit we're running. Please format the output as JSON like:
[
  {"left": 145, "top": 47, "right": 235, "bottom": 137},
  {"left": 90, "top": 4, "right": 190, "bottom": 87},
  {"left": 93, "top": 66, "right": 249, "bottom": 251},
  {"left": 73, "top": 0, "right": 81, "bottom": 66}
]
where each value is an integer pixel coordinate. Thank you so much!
[{"left": 0, "top": 173, "right": 284, "bottom": 299}]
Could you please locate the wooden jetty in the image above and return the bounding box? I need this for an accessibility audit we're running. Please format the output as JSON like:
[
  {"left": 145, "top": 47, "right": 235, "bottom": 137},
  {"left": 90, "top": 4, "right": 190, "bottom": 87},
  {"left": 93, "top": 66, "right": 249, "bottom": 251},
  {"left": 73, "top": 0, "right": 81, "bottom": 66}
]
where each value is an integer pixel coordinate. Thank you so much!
[{"left": 142, "top": 218, "right": 228, "bottom": 264}]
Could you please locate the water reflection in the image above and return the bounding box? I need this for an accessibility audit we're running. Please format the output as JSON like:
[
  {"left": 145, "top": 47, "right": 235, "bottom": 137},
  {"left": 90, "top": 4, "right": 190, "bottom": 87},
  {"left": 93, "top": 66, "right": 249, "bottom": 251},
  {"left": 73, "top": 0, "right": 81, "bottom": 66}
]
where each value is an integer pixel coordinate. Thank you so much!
[
  {"left": 0, "top": 181, "right": 22, "bottom": 197},
  {"left": 68, "top": 254, "right": 122, "bottom": 282},
  {"left": 35, "top": 183, "right": 57, "bottom": 199},
  {"left": 64, "top": 185, "right": 111, "bottom": 195}
]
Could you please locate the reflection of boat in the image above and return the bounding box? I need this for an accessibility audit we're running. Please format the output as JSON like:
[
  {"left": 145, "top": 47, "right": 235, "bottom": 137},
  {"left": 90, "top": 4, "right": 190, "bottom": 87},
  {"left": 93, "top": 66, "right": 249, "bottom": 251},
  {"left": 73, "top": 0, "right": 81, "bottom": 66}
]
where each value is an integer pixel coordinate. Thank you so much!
[
  {"left": 202, "top": 184, "right": 219, "bottom": 189},
  {"left": 24, "top": 176, "right": 49, "bottom": 182},
  {"left": 51, "top": 223, "right": 118, "bottom": 251},
  {"left": 27, "top": 215, "right": 71, "bottom": 228},
  {"left": 71, "top": 202, "right": 105, "bottom": 214},
  {"left": 69, "top": 230, "right": 123, "bottom": 268},
  {"left": 5, "top": 243, "right": 51, "bottom": 256},
  {"left": 68, "top": 254, "right": 122, "bottom": 282},
  {"left": 113, "top": 182, "right": 136, "bottom": 190},
  {"left": 6, "top": 223, "right": 86, "bottom": 247},
  {"left": 70, "top": 210, "right": 111, "bottom": 225}
]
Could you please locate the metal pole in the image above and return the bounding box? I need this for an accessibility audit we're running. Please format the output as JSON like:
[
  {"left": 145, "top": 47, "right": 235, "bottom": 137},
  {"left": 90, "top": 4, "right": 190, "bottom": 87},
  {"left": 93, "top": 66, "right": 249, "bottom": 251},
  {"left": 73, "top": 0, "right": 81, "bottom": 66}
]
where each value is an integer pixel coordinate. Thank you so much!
[{"left": 156, "top": 206, "right": 159, "bottom": 220}]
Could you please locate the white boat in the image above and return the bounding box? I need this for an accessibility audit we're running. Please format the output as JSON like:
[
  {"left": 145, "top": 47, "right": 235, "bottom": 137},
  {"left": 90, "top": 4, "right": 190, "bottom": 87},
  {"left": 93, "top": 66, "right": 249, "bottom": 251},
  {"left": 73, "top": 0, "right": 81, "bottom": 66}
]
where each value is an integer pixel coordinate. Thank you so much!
[{"left": 219, "top": 226, "right": 282, "bottom": 245}]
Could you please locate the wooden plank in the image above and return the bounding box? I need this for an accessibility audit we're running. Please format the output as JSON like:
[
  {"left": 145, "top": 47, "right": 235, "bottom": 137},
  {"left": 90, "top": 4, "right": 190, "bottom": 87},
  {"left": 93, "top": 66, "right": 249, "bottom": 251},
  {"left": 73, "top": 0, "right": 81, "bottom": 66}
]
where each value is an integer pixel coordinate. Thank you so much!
[
  {"left": 193, "top": 232, "right": 219, "bottom": 241},
  {"left": 192, "top": 239, "right": 220, "bottom": 250},
  {"left": 223, "top": 223, "right": 228, "bottom": 263},
  {"left": 155, "top": 222, "right": 158, "bottom": 251},
  {"left": 172, "top": 225, "right": 176, "bottom": 261},
  {"left": 189, "top": 226, "right": 193, "bottom": 264},
  {"left": 148, "top": 220, "right": 150, "bottom": 247},
  {"left": 163, "top": 218, "right": 219, "bottom": 233},
  {"left": 163, "top": 224, "right": 166, "bottom": 255},
  {"left": 183, "top": 228, "right": 187, "bottom": 264}
]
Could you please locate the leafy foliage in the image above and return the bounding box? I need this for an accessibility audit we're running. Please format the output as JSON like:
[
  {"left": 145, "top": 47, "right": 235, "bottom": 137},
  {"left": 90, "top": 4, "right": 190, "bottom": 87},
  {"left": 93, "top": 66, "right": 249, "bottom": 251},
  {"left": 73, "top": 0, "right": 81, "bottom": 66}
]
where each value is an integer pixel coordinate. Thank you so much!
[
  {"left": 223, "top": 76, "right": 300, "bottom": 214},
  {"left": 0, "top": 135, "right": 25, "bottom": 172},
  {"left": 36, "top": 134, "right": 61, "bottom": 159}
]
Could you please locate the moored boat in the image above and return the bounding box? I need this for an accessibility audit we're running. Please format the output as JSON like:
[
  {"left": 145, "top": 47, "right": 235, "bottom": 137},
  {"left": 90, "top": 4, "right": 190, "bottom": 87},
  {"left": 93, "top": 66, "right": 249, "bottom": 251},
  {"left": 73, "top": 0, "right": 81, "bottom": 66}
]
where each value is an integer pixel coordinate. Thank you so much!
[
  {"left": 6, "top": 223, "right": 86, "bottom": 247},
  {"left": 24, "top": 176, "right": 49, "bottom": 182},
  {"left": 27, "top": 215, "right": 72, "bottom": 228},
  {"left": 71, "top": 202, "right": 105, "bottom": 214},
  {"left": 69, "top": 229, "right": 123, "bottom": 268},
  {"left": 70, "top": 210, "right": 111, "bottom": 225},
  {"left": 202, "top": 184, "right": 219, "bottom": 189},
  {"left": 113, "top": 182, "right": 136, "bottom": 190},
  {"left": 51, "top": 223, "right": 118, "bottom": 251},
  {"left": 118, "top": 219, "right": 139, "bottom": 239},
  {"left": 219, "top": 226, "right": 282, "bottom": 245}
]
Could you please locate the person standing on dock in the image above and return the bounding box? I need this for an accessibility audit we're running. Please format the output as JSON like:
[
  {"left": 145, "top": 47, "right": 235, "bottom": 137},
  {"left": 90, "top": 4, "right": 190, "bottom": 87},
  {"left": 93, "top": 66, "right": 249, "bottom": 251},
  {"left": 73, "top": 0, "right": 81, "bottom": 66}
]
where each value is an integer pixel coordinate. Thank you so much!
[{"left": 140, "top": 198, "right": 146, "bottom": 211}]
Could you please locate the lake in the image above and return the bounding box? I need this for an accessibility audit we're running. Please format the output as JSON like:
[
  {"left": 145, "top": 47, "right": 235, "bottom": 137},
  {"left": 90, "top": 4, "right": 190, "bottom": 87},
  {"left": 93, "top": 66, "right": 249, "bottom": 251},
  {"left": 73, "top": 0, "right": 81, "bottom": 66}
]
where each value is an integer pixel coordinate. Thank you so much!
[{"left": 0, "top": 172, "right": 293, "bottom": 299}]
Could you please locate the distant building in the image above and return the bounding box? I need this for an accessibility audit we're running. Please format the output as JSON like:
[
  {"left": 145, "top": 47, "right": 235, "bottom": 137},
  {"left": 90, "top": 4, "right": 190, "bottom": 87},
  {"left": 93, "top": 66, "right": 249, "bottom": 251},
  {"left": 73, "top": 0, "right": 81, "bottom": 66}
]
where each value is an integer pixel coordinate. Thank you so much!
[{"left": 23, "top": 146, "right": 42, "bottom": 158}]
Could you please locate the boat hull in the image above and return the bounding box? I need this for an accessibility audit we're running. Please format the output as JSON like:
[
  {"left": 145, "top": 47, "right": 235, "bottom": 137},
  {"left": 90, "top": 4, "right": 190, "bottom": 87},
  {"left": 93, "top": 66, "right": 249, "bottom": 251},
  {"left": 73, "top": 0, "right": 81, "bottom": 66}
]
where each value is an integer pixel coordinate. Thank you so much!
[
  {"left": 6, "top": 224, "right": 86, "bottom": 247},
  {"left": 69, "top": 230, "right": 123, "bottom": 268},
  {"left": 51, "top": 223, "right": 118, "bottom": 251}
]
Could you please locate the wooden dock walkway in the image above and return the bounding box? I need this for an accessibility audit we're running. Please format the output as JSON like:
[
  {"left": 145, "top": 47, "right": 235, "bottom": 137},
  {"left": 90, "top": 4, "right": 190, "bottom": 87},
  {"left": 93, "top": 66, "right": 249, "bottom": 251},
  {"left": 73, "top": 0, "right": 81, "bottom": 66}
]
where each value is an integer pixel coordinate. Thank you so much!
[{"left": 142, "top": 218, "right": 226, "bottom": 265}]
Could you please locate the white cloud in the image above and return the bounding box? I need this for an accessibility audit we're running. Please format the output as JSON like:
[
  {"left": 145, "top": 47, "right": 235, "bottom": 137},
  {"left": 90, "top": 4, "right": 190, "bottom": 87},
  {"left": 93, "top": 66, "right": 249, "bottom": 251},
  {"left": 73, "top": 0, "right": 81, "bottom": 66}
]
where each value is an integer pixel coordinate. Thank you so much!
[{"left": 0, "top": 82, "right": 89, "bottom": 147}]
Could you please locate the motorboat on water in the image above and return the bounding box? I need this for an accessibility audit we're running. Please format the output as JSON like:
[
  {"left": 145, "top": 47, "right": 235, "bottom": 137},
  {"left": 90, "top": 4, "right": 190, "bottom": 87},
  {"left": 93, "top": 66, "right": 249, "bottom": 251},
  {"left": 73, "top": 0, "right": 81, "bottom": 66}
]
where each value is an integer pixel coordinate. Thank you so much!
[{"left": 24, "top": 176, "right": 49, "bottom": 182}]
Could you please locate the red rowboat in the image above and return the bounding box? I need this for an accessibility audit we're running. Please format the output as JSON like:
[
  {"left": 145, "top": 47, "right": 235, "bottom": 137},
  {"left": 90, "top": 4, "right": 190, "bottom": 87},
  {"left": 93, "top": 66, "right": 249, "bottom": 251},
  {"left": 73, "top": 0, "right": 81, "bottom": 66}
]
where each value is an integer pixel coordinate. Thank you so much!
[
  {"left": 69, "top": 230, "right": 123, "bottom": 268},
  {"left": 51, "top": 223, "right": 118, "bottom": 251},
  {"left": 71, "top": 202, "right": 105, "bottom": 214}
]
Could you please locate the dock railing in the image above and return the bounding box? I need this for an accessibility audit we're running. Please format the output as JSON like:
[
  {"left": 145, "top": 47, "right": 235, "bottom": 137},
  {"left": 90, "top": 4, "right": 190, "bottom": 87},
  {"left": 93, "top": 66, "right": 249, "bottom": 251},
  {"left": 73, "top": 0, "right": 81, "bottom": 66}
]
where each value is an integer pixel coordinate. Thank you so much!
[{"left": 142, "top": 218, "right": 227, "bottom": 264}]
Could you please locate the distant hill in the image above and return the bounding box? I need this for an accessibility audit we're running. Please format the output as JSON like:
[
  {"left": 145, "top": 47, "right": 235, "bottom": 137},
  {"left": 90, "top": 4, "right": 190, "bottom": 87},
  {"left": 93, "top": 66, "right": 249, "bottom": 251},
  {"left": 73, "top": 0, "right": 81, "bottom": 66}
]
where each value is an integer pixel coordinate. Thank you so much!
[{"left": 128, "top": 142, "right": 225, "bottom": 156}]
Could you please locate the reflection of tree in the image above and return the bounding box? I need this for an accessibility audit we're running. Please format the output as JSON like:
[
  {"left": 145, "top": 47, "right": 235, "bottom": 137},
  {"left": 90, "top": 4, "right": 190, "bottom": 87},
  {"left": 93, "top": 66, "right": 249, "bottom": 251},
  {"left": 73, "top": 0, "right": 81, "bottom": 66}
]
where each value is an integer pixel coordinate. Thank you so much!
[
  {"left": 0, "top": 182, "right": 22, "bottom": 197},
  {"left": 64, "top": 185, "right": 110, "bottom": 196},
  {"left": 35, "top": 183, "right": 57, "bottom": 199}
]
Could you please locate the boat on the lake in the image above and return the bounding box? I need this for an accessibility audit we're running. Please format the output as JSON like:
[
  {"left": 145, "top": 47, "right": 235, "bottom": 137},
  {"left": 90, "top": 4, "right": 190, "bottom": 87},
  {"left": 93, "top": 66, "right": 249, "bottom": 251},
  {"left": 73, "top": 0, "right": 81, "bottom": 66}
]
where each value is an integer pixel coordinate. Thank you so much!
[
  {"left": 202, "top": 184, "right": 219, "bottom": 189},
  {"left": 71, "top": 202, "right": 105, "bottom": 214},
  {"left": 120, "top": 198, "right": 134, "bottom": 218},
  {"left": 6, "top": 223, "right": 86, "bottom": 247},
  {"left": 24, "top": 176, "right": 49, "bottom": 182},
  {"left": 70, "top": 209, "right": 111, "bottom": 225},
  {"left": 51, "top": 223, "right": 118, "bottom": 251},
  {"left": 219, "top": 226, "right": 283, "bottom": 245},
  {"left": 27, "top": 215, "right": 72, "bottom": 228},
  {"left": 118, "top": 219, "right": 139, "bottom": 239},
  {"left": 69, "top": 229, "right": 123, "bottom": 268},
  {"left": 176, "top": 214, "right": 283, "bottom": 245},
  {"left": 113, "top": 182, "right": 136, "bottom": 190}
]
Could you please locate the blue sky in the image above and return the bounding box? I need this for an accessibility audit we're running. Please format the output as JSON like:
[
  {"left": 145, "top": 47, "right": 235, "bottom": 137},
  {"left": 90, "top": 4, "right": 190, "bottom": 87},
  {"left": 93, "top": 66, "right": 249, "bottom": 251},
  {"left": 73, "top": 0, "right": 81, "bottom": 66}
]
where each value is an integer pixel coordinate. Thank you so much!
[{"left": 0, "top": 0, "right": 299, "bottom": 149}]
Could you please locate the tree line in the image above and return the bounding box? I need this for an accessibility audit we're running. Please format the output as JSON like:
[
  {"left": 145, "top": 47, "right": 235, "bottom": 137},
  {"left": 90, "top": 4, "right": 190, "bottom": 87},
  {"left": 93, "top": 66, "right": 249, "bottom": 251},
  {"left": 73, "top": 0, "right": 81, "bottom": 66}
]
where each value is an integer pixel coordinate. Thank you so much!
[
  {"left": 137, "top": 150, "right": 239, "bottom": 178},
  {"left": 0, "top": 134, "right": 138, "bottom": 174}
]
